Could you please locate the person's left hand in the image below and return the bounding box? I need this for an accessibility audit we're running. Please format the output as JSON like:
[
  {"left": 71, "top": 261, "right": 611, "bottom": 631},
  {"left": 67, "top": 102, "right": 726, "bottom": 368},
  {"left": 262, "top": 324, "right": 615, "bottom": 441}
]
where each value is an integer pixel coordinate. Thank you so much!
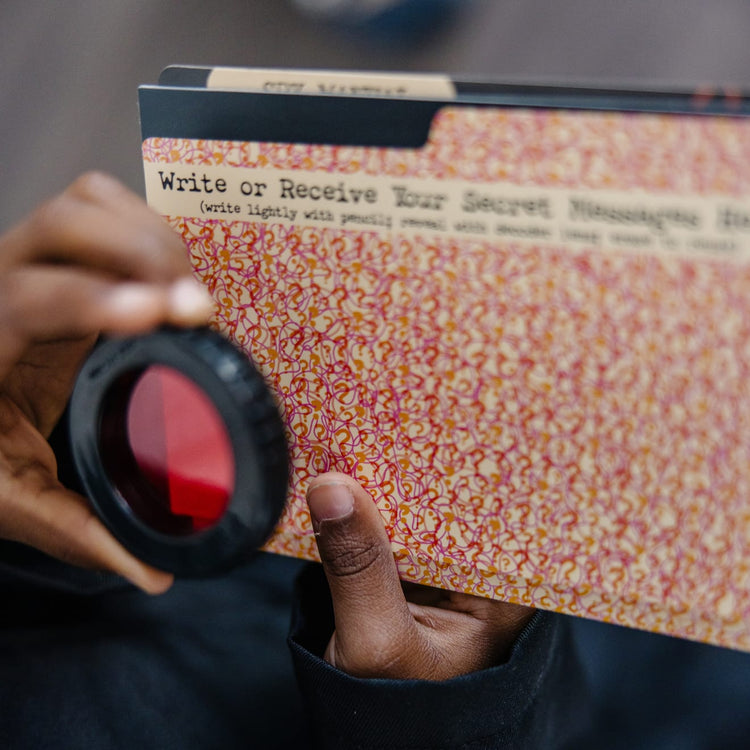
[
  {"left": 306, "top": 471, "right": 536, "bottom": 680},
  {"left": 0, "top": 173, "right": 213, "bottom": 593}
]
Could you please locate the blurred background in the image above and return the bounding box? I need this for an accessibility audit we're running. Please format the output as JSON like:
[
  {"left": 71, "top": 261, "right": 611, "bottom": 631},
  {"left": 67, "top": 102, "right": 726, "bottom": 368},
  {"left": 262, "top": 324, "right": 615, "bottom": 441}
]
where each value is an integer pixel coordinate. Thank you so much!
[
  {"left": 4, "top": 2, "right": 750, "bottom": 746},
  {"left": 3, "top": 0, "right": 750, "bottom": 228}
]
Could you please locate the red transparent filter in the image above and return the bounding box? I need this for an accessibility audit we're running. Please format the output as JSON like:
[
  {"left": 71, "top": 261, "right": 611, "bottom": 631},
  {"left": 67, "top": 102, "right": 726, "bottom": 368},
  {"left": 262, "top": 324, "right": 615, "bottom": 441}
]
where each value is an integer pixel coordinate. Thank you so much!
[{"left": 126, "top": 365, "right": 235, "bottom": 532}]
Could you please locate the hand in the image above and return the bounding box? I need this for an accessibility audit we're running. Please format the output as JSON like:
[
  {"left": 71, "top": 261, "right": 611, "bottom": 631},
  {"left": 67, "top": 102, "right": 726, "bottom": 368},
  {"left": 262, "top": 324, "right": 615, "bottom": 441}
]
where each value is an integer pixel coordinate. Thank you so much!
[
  {"left": 0, "top": 173, "right": 214, "bottom": 593},
  {"left": 306, "top": 472, "right": 536, "bottom": 680}
]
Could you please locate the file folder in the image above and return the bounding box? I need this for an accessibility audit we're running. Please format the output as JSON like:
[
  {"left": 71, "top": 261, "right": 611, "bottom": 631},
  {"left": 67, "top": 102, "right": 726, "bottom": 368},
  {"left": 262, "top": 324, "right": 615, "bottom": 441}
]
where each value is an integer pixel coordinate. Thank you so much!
[{"left": 140, "top": 66, "right": 750, "bottom": 651}]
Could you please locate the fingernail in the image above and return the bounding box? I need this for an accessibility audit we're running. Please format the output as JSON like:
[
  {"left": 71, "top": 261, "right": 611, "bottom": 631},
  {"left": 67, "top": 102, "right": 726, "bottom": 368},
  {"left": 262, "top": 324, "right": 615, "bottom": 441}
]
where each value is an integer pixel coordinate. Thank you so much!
[
  {"left": 169, "top": 278, "right": 214, "bottom": 321},
  {"left": 307, "top": 482, "right": 354, "bottom": 531},
  {"left": 140, "top": 571, "right": 175, "bottom": 596},
  {"left": 106, "top": 284, "right": 161, "bottom": 315}
]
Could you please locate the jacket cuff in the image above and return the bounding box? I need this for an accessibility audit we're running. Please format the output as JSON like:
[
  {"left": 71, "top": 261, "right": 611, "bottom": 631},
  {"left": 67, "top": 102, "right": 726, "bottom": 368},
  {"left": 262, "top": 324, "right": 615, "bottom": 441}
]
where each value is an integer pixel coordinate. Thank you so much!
[{"left": 288, "top": 564, "right": 588, "bottom": 749}]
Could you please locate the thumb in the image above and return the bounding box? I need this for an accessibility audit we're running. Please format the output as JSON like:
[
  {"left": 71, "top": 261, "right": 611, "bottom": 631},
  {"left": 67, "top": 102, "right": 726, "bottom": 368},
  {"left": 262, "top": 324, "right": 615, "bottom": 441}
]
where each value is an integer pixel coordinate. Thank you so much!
[
  {"left": 4, "top": 483, "right": 174, "bottom": 596},
  {"left": 306, "top": 472, "right": 420, "bottom": 674}
]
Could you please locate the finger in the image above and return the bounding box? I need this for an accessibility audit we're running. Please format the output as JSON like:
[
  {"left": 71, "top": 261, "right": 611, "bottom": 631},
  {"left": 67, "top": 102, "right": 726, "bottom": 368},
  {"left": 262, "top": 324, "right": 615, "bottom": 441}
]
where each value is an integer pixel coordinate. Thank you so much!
[
  {"left": 306, "top": 472, "right": 424, "bottom": 675},
  {"left": 0, "top": 172, "right": 193, "bottom": 282},
  {"left": 407, "top": 593, "right": 537, "bottom": 673},
  {"left": 0, "top": 269, "right": 213, "bottom": 389},
  {"left": 2, "top": 481, "right": 173, "bottom": 595},
  {"left": 65, "top": 172, "right": 194, "bottom": 277},
  {"left": 0, "top": 266, "right": 213, "bottom": 342},
  {"left": 67, "top": 169, "right": 162, "bottom": 217}
]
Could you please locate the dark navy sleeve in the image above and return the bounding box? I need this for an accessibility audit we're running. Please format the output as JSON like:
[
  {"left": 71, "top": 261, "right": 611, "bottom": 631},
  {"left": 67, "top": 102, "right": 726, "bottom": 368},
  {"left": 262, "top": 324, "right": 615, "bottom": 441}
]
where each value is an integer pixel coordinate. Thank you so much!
[{"left": 288, "top": 564, "right": 590, "bottom": 750}]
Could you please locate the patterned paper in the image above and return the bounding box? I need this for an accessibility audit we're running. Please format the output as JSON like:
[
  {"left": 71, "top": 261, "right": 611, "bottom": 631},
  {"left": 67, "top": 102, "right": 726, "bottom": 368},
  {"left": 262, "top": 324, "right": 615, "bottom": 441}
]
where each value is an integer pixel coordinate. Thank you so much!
[{"left": 143, "top": 106, "right": 750, "bottom": 651}]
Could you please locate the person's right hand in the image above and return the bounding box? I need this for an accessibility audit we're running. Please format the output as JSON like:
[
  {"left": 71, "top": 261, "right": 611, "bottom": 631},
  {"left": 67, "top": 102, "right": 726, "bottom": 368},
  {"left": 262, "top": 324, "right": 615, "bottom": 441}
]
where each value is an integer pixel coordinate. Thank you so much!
[
  {"left": 306, "top": 472, "right": 535, "bottom": 680},
  {"left": 0, "top": 172, "right": 214, "bottom": 593}
]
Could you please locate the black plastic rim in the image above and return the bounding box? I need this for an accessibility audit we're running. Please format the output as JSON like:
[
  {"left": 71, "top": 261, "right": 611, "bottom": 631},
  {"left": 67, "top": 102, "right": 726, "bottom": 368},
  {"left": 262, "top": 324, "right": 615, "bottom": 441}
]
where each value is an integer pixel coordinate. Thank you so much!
[{"left": 68, "top": 326, "right": 289, "bottom": 576}]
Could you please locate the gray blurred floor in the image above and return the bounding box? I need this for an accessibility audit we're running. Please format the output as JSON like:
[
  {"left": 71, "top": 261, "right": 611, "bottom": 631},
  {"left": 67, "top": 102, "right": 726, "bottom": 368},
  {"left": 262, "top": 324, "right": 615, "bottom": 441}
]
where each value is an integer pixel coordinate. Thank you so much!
[{"left": 3, "top": 0, "right": 750, "bottom": 229}]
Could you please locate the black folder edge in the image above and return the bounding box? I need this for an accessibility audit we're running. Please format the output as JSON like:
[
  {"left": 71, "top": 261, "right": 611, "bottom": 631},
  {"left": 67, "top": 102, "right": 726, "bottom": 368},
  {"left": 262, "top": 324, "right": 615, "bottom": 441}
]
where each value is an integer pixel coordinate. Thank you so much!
[
  {"left": 141, "top": 67, "right": 750, "bottom": 149},
  {"left": 138, "top": 85, "right": 442, "bottom": 147}
]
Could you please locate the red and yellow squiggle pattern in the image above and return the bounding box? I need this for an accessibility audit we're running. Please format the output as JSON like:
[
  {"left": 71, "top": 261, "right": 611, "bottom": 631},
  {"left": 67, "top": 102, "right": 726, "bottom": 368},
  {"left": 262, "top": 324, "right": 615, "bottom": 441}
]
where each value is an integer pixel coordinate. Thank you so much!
[{"left": 144, "top": 107, "right": 750, "bottom": 651}]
